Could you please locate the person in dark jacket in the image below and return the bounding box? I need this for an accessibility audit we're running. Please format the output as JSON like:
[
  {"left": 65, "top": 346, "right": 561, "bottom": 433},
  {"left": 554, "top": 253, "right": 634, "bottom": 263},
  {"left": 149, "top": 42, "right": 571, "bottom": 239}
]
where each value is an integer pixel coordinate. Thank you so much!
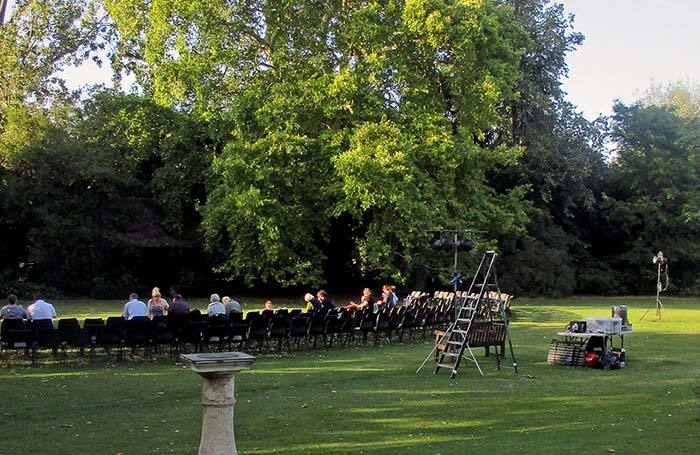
[
  {"left": 316, "top": 289, "right": 335, "bottom": 310},
  {"left": 169, "top": 294, "right": 190, "bottom": 315}
]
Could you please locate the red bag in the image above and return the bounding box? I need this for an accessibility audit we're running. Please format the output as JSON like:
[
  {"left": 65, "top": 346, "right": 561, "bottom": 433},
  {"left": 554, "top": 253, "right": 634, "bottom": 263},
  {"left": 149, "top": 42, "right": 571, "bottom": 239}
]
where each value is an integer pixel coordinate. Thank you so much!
[{"left": 585, "top": 352, "right": 598, "bottom": 368}]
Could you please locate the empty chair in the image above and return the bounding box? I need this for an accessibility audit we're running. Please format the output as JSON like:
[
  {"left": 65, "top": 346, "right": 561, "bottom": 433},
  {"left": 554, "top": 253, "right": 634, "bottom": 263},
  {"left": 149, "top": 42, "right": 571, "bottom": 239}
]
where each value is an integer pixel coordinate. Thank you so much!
[
  {"left": 83, "top": 318, "right": 105, "bottom": 347},
  {"left": 182, "top": 319, "right": 206, "bottom": 353},
  {"left": 307, "top": 311, "right": 328, "bottom": 349},
  {"left": 289, "top": 315, "right": 308, "bottom": 350},
  {"left": 398, "top": 308, "right": 416, "bottom": 342},
  {"left": 374, "top": 310, "right": 391, "bottom": 344},
  {"left": 98, "top": 316, "right": 126, "bottom": 359},
  {"left": 55, "top": 318, "right": 85, "bottom": 361},
  {"left": 248, "top": 317, "right": 269, "bottom": 351},
  {"left": 269, "top": 313, "right": 291, "bottom": 353}
]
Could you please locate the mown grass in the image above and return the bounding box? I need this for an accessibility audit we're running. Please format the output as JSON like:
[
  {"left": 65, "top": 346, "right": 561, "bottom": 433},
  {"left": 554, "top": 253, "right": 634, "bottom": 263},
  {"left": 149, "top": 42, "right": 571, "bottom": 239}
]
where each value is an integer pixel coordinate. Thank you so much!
[{"left": 1, "top": 297, "right": 699, "bottom": 454}]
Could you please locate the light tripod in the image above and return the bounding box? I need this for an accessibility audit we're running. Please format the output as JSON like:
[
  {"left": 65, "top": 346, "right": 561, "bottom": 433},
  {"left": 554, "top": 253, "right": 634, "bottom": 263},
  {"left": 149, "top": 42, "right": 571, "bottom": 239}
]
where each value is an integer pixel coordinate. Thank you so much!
[{"left": 640, "top": 251, "right": 668, "bottom": 321}]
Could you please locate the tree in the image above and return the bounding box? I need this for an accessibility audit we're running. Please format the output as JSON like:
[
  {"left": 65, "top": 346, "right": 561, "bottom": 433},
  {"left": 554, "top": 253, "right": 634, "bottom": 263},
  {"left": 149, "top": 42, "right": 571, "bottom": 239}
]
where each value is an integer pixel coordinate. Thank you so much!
[
  {"left": 107, "top": 1, "right": 530, "bottom": 286},
  {"left": 0, "top": 0, "right": 107, "bottom": 115},
  {"left": 600, "top": 102, "right": 700, "bottom": 293},
  {"left": 0, "top": 92, "right": 213, "bottom": 293},
  {"left": 488, "top": 0, "right": 609, "bottom": 296}
]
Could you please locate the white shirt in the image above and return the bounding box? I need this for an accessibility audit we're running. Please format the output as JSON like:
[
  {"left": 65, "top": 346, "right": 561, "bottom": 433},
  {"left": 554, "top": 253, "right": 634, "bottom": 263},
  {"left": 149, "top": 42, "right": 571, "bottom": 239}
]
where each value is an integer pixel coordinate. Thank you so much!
[
  {"left": 27, "top": 299, "right": 57, "bottom": 320},
  {"left": 123, "top": 299, "right": 148, "bottom": 320},
  {"left": 207, "top": 302, "right": 226, "bottom": 317}
]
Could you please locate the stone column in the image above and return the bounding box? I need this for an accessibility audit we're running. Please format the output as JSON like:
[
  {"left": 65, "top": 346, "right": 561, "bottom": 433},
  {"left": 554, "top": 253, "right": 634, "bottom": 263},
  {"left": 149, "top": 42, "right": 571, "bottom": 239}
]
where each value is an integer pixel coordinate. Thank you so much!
[{"left": 181, "top": 352, "right": 255, "bottom": 455}]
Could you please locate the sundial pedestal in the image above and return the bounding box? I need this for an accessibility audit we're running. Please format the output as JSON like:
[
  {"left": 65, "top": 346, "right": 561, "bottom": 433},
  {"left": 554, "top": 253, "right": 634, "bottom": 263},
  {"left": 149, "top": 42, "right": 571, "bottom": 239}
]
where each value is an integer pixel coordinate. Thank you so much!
[{"left": 181, "top": 352, "right": 255, "bottom": 455}]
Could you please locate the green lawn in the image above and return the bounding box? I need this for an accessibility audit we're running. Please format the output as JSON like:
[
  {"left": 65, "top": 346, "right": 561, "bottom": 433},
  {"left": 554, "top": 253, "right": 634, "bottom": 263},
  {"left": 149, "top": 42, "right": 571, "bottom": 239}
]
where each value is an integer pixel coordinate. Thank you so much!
[{"left": 1, "top": 297, "right": 699, "bottom": 454}]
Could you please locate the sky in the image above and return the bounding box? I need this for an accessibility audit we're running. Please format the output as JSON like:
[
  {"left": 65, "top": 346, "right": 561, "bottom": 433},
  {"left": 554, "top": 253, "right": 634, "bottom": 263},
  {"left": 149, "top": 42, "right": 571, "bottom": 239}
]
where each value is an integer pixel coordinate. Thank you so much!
[{"left": 561, "top": 0, "right": 700, "bottom": 119}]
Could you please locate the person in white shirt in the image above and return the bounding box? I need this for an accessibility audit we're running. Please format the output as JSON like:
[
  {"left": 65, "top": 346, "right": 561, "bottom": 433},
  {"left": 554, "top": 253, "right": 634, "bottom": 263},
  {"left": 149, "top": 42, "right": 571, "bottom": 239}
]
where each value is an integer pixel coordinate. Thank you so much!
[
  {"left": 123, "top": 293, "right": 148, "bottom": 320},
  {"left": 207, "top": 293, "right": 226, "bottom": 317},
  {"left": 27, "top": 295, "right": 57, "bottom": 321}
]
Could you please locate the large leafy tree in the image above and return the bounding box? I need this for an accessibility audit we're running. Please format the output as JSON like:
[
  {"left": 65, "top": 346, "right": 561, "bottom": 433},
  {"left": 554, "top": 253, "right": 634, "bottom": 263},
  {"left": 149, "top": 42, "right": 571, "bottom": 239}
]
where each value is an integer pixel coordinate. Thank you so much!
[
  {"left": 599, "top": 102, "right": 700, "bottom": 293},
  {"left": 108, "top": 0, "right": 530, "bottom": 287},
  {"left": 489, "top": 0, "right": 608, "bottom": 296},
  {"left": 0, "top": 93, "right": 212, "bottom": 292}
]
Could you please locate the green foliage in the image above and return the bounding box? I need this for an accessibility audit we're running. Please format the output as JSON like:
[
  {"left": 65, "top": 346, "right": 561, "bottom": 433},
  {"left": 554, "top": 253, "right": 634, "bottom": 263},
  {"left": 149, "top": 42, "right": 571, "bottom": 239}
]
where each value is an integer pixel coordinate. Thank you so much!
[
  {"left": 491, "top": 0, "right": 609, "bottom": 296},
  {"left": 188, "top": 1, "right": 531, "bottom": 286},
  {"left": 0, "top": 93, "right": 211, "bottom": 292},
  {"left": 600, "top": 102, "right": 700, "bottom": 294},
  {"left": 0, "top": 0, "right": 106, "bottom": 114}
]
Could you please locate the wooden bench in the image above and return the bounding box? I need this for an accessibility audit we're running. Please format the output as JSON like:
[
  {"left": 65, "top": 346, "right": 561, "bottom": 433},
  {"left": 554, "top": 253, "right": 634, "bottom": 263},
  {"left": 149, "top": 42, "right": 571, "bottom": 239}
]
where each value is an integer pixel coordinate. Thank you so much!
[{"left": 434, "top": 321, "right": 508, "bottom": 360}]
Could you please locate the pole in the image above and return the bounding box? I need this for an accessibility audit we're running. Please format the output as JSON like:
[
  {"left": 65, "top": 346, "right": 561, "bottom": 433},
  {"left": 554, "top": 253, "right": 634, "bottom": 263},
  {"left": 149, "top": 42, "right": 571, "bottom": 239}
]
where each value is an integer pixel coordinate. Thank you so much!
[
  {"left": 655, "top": 262, "right": 663, "bottom": 318},
  {"left": 0, "top": 0, "right": 9, "bottom": 26},
  {"left": 453, "top": 232, "right": 459, "bottom": 321}
]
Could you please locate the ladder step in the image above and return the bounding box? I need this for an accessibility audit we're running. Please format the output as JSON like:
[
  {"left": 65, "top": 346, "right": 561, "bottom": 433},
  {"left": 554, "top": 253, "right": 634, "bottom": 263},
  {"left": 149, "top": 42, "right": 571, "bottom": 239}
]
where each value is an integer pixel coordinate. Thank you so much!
[
  {"left": 436, "top": 363, "right": 456, "bottom": 369},
  {"left": 441, "top": 352, "right": 460, "bottom": 357},
  {"left": 456, "top": 317, "right": 472, "bottom": 322},
  {"left": 473, "top": 284, "right": 497, "bottom": 289},
  {"left": 446, "top": 340, "right": 462, "bottom": 345},
  {"left": 452, "top": 329, "right": 468, "bottom": 335}
]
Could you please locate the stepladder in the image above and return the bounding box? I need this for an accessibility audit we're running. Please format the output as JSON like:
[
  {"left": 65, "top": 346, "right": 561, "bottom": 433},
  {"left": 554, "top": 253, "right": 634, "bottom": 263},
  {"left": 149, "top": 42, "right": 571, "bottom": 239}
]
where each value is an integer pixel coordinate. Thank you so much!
[{"left": 417, "top": 251, "right": 519, "bottom": 378}]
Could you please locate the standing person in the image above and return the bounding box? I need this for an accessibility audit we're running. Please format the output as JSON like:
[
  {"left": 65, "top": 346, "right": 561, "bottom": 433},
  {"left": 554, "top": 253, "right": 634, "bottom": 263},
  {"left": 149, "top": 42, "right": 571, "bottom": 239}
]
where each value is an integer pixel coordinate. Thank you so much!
[
  {"left": 1, "top": 294, "right": 27, "bottom": 319},
  {"left": 147, "top": 287, "right": 169, "bottom": 319},
  {"left": 207, "top": 294, "right": 226, "bottom": 317},
  {"left": 222, "top": 296, "right": 242, "bottom": 315},
  {"left": 27, "top": 294, "right": 57, "bottom": 321},
  {"left": 169, "top": 294, "right": 190, "bottom": 316},
  {"left": 316, "top": 290, "right": 335, "bottom": 310},
  {"left": 123, "top": 293, "right": 147, "bottom": 320}
]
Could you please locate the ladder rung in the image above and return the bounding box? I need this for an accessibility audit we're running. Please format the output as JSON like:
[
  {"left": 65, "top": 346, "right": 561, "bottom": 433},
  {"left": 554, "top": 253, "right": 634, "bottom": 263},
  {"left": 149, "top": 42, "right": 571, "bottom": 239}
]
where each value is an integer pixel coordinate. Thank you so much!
[
  {"left": 452, "top": 329, "right": 468, "bottom": 335},
  {"left": 436, "top": 363, "right": 456, "bottom": 369},
  {"left": 446, "top": 340, "right": 462, "bottom": 345},
  {"left": 456, "top": 317, "right": 472, "bottom": 322},
  {"left": 441, "top": 352, "right": 460, "bottom": 357}
]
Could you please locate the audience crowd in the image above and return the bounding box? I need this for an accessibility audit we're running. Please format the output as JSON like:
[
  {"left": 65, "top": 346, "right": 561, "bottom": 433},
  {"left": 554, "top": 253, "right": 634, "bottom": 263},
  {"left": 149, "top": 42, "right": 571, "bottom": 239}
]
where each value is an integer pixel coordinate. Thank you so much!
[{"left": 1, "top": 284, "right": 400, "bottom": 324}]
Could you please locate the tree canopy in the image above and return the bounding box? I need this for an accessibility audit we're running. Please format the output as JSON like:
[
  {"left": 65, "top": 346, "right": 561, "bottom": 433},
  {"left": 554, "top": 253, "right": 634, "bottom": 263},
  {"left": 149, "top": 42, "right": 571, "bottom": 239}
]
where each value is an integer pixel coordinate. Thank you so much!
[{"left": 0, "top": 0, "right": 697, "bottom": 297}]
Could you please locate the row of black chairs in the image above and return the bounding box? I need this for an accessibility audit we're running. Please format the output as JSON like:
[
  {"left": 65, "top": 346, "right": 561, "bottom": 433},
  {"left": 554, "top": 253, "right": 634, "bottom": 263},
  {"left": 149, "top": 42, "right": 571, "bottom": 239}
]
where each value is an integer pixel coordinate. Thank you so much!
[{"left": 0, "top": 302, "right": 456, "bottom": 363}]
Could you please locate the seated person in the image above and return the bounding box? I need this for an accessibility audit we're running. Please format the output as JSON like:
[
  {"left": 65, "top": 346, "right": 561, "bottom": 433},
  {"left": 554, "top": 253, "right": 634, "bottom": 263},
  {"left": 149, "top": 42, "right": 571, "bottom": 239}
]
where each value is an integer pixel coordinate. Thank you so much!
[
  {"left": 263, "top": 300, "right": 273, "bottom": 311},
  {"left": 304, "top": 293, "right": 321, "bottom": 311},
  {"left": 317, "top": 289, "right": 335, "bottom": 310},
  {"left": 357, "top": 288, "right": 377, "bottom": 310},
  {"left": 27, "top": 294, "right": 57, "bottom": 321},
  {"left": 345, "top": 288, "right": 376, "bottom": 312},
  {"left": 382, "top": 285, "right": 398, "bottom": 309},
  {"left": 207, "top": 294, "right": 226, "bottom": 317},
  {"left": 1, "top": 294, "right": 27, "bottom": 319},
  {"left": 147, "top": 287, "right": 169, "bottom": 319},
  {"left": 169, "top": 294, "right": 190, "bottom": 316},
  {"left": 123, "top": 293, "right": 147, "bottom": 320},
  {"left": 223, "top": 296, "right": 243, "bottom": 315}
]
